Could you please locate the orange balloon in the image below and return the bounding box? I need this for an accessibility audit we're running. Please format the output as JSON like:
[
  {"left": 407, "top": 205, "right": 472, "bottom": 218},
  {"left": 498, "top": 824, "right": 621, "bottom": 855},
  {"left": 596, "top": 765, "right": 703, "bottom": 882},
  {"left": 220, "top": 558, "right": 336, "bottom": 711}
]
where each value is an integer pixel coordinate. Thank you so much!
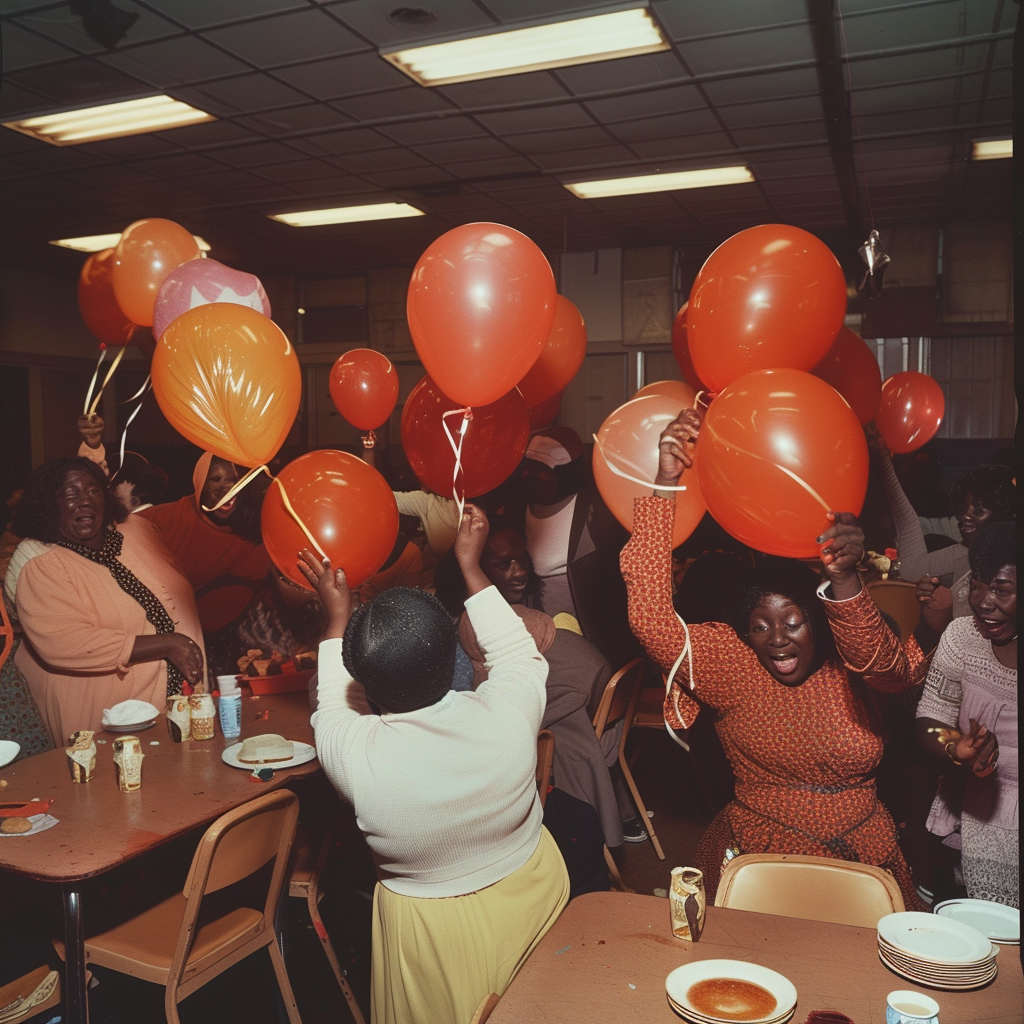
[
  {"left": 328, "top": 349, "right": 399, "bottom": 431},
  {"left": 401, "top": 376, "right": 530, "bottom": 499},
  {"left": 633, "top": 380, "right": 692, "bottom": 402},
  {"left": 670, "top": 302, "right": 709, "bottom": 393},
  {"left": 262, "top": 450, "right": 398, "bottom": 590},
  {"left": 593, "top": 389, "right": 706, "bottom": 549},
  {"left": 875, "top": 372, "right": 945, "bottom": 454},
  {"left": 78, "top": 249, "right": 136, "bottom": 347},
  {"left": 696, "top": 369, "right": 868, "bottom": 558},
  {"left": 517, "top": 295, "right": 587, "bottom": 406},
  {"left": 527, "top": 390, "right": 562, "bottom": 430},
  {"left": 688, "top": 224, "right": 847, "bottom": 392},
  {"left": 810, "top": 327, "right": 882, "bottom": 426},
  {"left": 112, "top": 219, "right": 201, "bottom": 326},
  {"left": 407, "top": 223, "right": 557, "bottom": 408},
  {"left": 152, "top": 304, "right": 300, "bottom": 468}
]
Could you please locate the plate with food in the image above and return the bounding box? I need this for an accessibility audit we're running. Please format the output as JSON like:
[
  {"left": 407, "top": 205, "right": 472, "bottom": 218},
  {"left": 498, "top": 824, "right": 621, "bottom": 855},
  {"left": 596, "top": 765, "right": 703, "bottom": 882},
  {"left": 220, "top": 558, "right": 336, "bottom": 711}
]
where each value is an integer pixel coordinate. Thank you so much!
[
  {"left": 221, "top": 733, "right": 317, "bottom": 770},
  {"left": 666, "top": 959, "right": 797, "bottom": 1023}
]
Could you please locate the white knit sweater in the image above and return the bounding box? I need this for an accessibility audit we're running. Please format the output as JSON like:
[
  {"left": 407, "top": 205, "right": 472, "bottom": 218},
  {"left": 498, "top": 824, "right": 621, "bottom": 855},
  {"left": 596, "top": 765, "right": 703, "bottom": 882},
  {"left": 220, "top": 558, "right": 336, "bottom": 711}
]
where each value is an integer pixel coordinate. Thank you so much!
[{"left": 312, "top": 586, "right": 548, "bottom": 897}]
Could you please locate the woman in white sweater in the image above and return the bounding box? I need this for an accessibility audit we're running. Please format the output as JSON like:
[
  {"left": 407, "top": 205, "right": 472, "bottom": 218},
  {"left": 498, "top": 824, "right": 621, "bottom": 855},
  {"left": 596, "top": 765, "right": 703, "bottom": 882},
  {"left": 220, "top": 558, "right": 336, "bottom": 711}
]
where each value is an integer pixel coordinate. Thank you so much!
[{"left": 300, "top": 505, "right": 569, "bottom": 1024}]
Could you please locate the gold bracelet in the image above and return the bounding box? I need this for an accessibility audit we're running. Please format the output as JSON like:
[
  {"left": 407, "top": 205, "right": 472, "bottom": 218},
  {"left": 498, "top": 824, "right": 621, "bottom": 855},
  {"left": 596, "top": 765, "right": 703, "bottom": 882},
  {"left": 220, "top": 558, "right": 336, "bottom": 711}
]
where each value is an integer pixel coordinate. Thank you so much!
[{"left": 944, "top": 740, "right": 963, "bottom": 765}]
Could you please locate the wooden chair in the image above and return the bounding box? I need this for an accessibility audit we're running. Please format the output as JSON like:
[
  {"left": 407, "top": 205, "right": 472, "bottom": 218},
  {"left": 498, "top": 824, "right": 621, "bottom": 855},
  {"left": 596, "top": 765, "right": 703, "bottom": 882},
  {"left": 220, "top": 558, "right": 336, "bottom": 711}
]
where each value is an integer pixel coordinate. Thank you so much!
[
  {"left": 287, "top": 818, "right": 367, "bottom": 1024},
  {"left": 715, "top": 852, "right": 906, "bottom": 928},
  {"left": 866, "top": 579, "right": 921, "bottom": 642},
  {"left": 592, "top": 658, "right": 664, "bottom": 861},
  {"left": 536, "top": 729, "right": 554, "bottom": 809},
  {"left": 78, "top": 789, "right": 302, "bottom": 1024}
]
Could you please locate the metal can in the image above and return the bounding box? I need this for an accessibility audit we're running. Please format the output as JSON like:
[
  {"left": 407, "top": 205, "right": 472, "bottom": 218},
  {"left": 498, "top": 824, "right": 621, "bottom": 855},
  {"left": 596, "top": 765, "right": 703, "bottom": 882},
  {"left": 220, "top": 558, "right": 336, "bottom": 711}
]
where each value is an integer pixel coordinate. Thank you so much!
[
  {"left": 65, "top": 730, "right": 96, "bottom": 783},
  {"left": 166, "top": 695, "right": 191, "bottom": 743},
  {"left": 189, "top": 693, "right": 216, "bottom": 741},
  {"left": 112, "top": 735, "right": 144, "bottom": 793}
]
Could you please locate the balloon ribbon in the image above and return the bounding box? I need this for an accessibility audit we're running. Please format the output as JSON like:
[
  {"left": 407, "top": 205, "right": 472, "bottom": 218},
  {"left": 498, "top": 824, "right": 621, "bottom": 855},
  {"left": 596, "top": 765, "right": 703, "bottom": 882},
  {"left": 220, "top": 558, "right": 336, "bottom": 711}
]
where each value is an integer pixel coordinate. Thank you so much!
[
  {"left": 662, "top": 611, "right": 695, "bottom": 752},
  {"left": 591, "top": 433, "right": 691, "bottom": 491},
  {"left": 110, "top": 375, "right": 152, "bottom": 479},
  {"left": 202, "top": 464, "right": 328, "bottom": 563},
  {"left": 441, "top": 407, "right": 473, "bottom": 520},
  {"left": 86, "top": 345, "right": 128, "bottom": 416}
]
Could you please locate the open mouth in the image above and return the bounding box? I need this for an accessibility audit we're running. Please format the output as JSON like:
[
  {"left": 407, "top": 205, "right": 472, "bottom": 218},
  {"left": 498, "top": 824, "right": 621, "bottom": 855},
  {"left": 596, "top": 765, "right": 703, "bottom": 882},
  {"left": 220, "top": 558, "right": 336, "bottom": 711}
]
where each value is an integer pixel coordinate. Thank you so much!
[
  {"left": 212, "top": 496, "right": 236, "bottom": 515},
  {"left": 768, "top": 654, "right": 799, "bottom": 675}
]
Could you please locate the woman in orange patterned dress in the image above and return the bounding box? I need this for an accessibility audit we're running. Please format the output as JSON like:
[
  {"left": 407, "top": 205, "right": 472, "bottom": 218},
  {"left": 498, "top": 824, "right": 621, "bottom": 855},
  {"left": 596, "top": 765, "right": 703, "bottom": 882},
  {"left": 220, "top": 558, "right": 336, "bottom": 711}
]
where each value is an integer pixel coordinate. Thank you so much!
[{"left": 620, "top": 410, "right": 928, "bottom": 906}]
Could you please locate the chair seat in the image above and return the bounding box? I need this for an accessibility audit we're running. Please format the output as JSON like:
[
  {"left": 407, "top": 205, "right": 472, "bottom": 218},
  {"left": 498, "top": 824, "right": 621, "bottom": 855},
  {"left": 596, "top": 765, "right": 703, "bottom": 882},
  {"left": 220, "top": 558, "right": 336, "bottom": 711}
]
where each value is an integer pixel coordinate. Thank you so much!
[
  {"left": 84, "top": 892, "right": 265, "bottom": 985},
  {"left": 632, "top": 687, "right": 665, "bottom": 726}
]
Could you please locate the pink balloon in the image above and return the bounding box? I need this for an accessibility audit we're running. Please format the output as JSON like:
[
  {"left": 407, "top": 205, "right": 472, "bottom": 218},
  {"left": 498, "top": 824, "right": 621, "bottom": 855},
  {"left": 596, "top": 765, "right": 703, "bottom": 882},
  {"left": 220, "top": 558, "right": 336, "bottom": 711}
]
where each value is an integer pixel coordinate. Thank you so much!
[{"left": 153, "top": 258, "right": 271, "bottom": 340}]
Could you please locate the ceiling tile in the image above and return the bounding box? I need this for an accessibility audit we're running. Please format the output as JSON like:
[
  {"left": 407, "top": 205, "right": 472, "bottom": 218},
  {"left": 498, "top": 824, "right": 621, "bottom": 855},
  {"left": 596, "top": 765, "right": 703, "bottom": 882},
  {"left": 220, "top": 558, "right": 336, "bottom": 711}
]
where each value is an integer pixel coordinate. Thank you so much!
[
  {"left": 652, "top": 0, "right": 807, "bottom": 39},
  {"left": 437, "top": 155, "right": 538, "bottom": 179},
  {"left": 436, "top": 71, "right": 571, "bottom": 107},
  {"left": 4, "top": 59, "right": 150, "bottom": 113},
  {"left": 203, "top": 9, "right": 366, "bottom": 67},
  {"left": 213, "top": 140, "right": 314, "bottom": 167},
  {"left": 585, "top": 84, "right": 704, "bottom": 124},
  {"left": 554, "top": 50, "right": 688, "bottom": 95},
  {"left": 64, "top": 164, "right": 160, "bottom": 188},
  {"left": 189, "top": 73, "right": 311, "bottom": 115},
  {"left": 378, "top": 115, "right": 488, "bottom": 146},
  {"left": 474, "top": 104, "right": 595, "bottom": 135},
  {"left": 505, "top": 125, "right": 616, "bottom": 155},
  {"left": 675, "top": 23, "right": 815, "bottom": 77},
  {"left": 853, "top": 78, "right": 960, "bottom": 115},
  {"left": 604, "top": 108, "right": 722, "bottom": 143},
  {"left": 329, "top": 147, "right": 431, "bottom": 174},
  {"left": 271, "top": 52, "right": 410, "bottom": 98},
  {"left": 335, "top": 88, "right": 455, "bottom": 122},
  {"left": 715, "top": 94, "right": 822, "bottom": 129},
  {"left": 369, "top": 166, "right": 456, "bottom": 190},
  {"left": 11, "top": 5, "right": 183, "bottom": 55},
  {"left": 153, "top": 0, "right": 310, "bottom": 30},
  {"left": 73, "top": 133, "right": 181, "bottom": 161},
  {"left": 253, "top": 157, "right": 346, "bottom": 183},
  {"left": 628, "top": 132, "right": 735, "bottom": 159},
  {"left": 533, "top": 144, "right": 639, "bottom": 172},
  {"left": 235, "top": 103, "right": 354, "bottom": 135},
  {"left": 730, "top": 122, "right": 826, "bottom": 147},
  {"left": 701, "top": 67, "right": 819, "bottom": 105},
  {"left": 324, "top": 0, "right": 495, "bottom": 49},
  {"left": 138, "top": 152, "right": 228, "bottom": 178},
  {"left": 839, "top": 3, "right": 987, "bottom": 52},
  {"left": 304, "top": 127, "right": 398, "bottom": 155},
  {"left": 981, "top": 97, "right": 1011, "bottom": 124},
  {"left": 410, "top": 136, "right": 515, "bottom": 164},
  {"left": 759, "top": 174, "right": 838, "bottom": 196},
  {"left": 851, "top": 46, "right": 990, "bottom": 90},
  {"left": 0, "top": 20, "right": 77, "bottom": 70},
  {"left": 99, "top": 36, "right": 251, "bottom": 86},
  {"left": 154, "top": 120, "right": 260, "bottom": 148}
]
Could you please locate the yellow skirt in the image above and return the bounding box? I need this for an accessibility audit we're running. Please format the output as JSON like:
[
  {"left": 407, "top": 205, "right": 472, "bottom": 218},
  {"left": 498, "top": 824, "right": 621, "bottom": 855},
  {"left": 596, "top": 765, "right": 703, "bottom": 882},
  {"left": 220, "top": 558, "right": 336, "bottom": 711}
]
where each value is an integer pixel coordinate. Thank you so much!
[{"left": 371, "top": 827, "right": 569, "bottom": 1024}]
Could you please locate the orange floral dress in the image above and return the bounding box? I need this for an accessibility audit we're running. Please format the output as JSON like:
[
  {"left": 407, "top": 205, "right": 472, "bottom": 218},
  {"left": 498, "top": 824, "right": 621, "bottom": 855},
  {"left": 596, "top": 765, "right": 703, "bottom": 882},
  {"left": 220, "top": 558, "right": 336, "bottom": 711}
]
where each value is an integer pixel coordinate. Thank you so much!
[{"left": 621, "top": 497, "right": 928, "bottom": 906}]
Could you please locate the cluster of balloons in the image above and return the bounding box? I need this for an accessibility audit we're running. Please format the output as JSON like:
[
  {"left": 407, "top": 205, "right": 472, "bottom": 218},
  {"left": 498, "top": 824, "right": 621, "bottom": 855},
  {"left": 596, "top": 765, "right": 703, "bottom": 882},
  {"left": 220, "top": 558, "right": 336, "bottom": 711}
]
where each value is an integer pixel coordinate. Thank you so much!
[{"left": 601, "top": 223, "right": 945, "bottom": 558}]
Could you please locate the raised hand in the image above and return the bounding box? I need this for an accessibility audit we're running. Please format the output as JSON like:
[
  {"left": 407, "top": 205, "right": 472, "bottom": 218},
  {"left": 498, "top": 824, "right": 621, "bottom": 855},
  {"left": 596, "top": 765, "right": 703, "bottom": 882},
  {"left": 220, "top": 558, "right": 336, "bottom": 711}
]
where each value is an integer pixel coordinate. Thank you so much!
[
  {"left": 817, "top": 512, "right": 865, "bottom": 599},
  {"left": 916, "top": 575, "right": 953, "bottom": 634},
  {"left": 297, "top": 549, "right": 352, "bottom": 637},
  {"left": 655, "top": 408, "right": 702, "bottom": 487}
]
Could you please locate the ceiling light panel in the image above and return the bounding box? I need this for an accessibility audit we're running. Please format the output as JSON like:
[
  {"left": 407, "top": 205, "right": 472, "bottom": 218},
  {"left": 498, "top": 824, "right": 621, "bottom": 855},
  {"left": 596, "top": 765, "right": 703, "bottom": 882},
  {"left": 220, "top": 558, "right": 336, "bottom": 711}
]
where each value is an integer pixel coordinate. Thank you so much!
[
  {"left": 972, "top": 139, "right": 1012, "bottom": 160},
  {"left": 4, "top": 96, "right": 215, "bottom": 147},
  {"left": 565, "top": 166, "right": 755, "bottom": 199},
  {"left": 382, "top": 7, "right": 668, "bottom": 87},
  {"left": 51, "top": 234, "right": 211, "bottom": 253},
  {"left": 269, "top": 203, "right": 425, "bottom": 227}
]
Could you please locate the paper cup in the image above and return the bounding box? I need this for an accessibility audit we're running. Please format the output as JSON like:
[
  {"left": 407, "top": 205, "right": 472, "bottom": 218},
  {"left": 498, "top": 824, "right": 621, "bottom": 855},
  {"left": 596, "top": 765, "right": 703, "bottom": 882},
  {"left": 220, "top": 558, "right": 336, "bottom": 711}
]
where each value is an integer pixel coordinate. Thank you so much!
[{"left": 886, "top": 991, "right": 939, "bottom": 1024}]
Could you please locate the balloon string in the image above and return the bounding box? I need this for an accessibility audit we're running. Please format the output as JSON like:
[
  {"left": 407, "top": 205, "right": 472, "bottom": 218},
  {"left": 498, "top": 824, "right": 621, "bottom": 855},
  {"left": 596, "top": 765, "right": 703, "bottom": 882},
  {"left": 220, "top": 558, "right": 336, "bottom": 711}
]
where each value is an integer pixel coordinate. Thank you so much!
[
  {"left": 84, "top": 348, "right": 107, "bottom": 415},
  {"left": 271, "top": 476, "right": 329, "bottom": 562},
  {"left": 361, "top": 430, "right": 377, "bottom": 449},
  {"left": 202, "top": 463, "right": 268, "bottom": 512},
  {"left": 591, "top": 433, "right": 692, "bottom": 492},
  {"left": 442, "top": 407, "right": 472, "bottom": 520},
  {"left": 88, "top": 346, "right": 126, "bottom": 416},
  {"left": 120, "top": 374, "right": 151, "bottom": 404},
  {"left": 109, "top": 376, "right": 151, "bottom": 482},
  {"left": 663, "top": 610, "right": 695, "bottom": 752}
]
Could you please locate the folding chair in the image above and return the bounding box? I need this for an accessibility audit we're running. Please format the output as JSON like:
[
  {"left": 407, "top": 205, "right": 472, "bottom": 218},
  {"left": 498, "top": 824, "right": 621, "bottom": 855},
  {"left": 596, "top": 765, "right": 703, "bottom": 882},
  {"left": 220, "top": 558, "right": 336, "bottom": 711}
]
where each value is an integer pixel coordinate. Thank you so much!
[
  {"left": 77, "top": 789, "right": 302, "bottom": 1024},
  {"left": 866, "top": 579, "right": 921, "bottom": 642}
]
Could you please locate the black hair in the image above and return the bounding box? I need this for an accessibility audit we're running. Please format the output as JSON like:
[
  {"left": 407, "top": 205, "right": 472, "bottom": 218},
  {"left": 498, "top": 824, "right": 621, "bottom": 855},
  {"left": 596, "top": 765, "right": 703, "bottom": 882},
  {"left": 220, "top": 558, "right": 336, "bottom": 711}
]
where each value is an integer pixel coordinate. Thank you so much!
[
  {"left": 12, "top": 457, "right": 128, "bottom": 542},
  {"left": 210, "top": 458, "right": 265, "bottom": 544},
  {"left": 948, "top": 465, "right": 1015, "bottom": 519},
  {"left": 113, "top": 453, "right": 169, "bottom": 506},
  {"left": 342, "top": 588, "right": 456, "bottom": 713},
  {"left": 968, "top": 520, "right": 1016, "bottom": 582},
  {"left": 732, "top": 557, "right": 838, "bottom": 669}
]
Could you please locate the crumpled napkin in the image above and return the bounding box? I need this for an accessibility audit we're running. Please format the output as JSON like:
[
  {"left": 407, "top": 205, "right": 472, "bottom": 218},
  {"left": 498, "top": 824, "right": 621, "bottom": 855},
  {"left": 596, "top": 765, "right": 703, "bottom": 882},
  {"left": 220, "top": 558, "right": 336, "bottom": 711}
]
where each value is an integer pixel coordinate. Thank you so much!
[{"left": 101, "top": 700, "right": 160, "bottom": 728}]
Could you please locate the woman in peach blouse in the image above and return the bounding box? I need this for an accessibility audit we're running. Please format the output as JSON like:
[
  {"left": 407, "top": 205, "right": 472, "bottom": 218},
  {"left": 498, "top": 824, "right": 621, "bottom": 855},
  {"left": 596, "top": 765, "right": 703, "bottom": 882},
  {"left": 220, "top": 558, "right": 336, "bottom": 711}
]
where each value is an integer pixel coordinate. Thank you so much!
[{"left": 13, "top": 458, "right": 205, "bottom": 745}]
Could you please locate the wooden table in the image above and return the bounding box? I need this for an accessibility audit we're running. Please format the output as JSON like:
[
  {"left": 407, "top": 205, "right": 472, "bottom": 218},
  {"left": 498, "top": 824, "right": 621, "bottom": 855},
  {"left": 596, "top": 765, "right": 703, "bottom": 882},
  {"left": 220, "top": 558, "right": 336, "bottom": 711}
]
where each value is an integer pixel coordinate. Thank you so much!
[
  {"left": 0, "top": 690, "right": 319, "bottom": 1024},
  {"left": 491, "top": 892, "right": 1023, "bottom": 1023}
]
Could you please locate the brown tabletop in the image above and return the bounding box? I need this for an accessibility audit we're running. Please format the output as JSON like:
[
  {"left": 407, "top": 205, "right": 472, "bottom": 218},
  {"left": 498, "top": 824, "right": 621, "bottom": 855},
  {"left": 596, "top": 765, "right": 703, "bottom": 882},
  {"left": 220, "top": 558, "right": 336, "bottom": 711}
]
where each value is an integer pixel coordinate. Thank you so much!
[
  {"left": 491, "top": 892, "right": 1023, "bottom": 1024},
  {"left": 0, "top": 689, "right": 318, "bottom": 883}
]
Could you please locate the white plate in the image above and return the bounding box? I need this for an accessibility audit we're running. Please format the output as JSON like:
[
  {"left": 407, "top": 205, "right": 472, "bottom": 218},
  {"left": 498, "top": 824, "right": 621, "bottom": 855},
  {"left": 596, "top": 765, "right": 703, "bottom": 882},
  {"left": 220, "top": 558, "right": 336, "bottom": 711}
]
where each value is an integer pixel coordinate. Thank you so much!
[
  {"left": 666, "top": 960, "right": 797, "bottom": 1023},
  {"left": 667, "top": 993, "right": 794, "bottom": 1024},
  {"left": 221, "top": 740, "right": 317, "bottom": 770},
  {"left": 103, "top": 720, "right": 156, "bottom": 733},
  {"left": 877, "top": 912, "right": 993, "bottom": 964},
  {"left": 934, "top": 899, "right": 1020, "bottom": 944},
  {"left": 878, "top": 949, "right": 998, "bottom": 991},
  {"left": 877, "top": 935, "right": 997, "bottom": 968},
  {"left": 0, "top": 740, "right": 21, "bottom": 767}
]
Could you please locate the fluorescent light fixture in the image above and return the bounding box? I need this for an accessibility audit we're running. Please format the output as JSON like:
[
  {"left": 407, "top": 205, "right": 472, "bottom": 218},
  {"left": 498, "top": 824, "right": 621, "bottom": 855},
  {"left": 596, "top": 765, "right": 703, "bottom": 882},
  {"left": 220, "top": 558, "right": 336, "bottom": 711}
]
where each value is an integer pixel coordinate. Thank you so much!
[
  {"left": 565, "top": 165, "right": 754, "bottom": 199},
  {"left": 972, "top": 138, "right": 1012, "bottom": 160},
  {"left": 4, "top": 95, "right": 215, "bottom": 146},
  {"left": 269, "top": 203, "right": 425, "bottom": 227},
  {"left": 50, "top": 233, "right": 211, "bottom": 253},
  {"left": 382, "top": 7, "right": 667, "bottom": 86}
]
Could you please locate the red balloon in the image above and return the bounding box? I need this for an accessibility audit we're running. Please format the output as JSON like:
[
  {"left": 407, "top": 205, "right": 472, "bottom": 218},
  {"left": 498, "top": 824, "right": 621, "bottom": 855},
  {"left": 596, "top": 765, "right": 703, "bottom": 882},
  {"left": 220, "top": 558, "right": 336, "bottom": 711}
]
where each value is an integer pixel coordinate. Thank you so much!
[
  {"left": 688, "top": 224, "right": 847, "bottom": 392},
  {"left": 670, "top": 303, "right": 709, "bottom": 393},
  {"left": 407, "top": 223, "right": 557, "bottom": 408},
  {"left": 329, "top": 349, "right": 399, "bottom": 431},
  {"left": 875, "top": 372, "right": 945, "bottom": 454},
  {"left": 517, "top": 295, "right": 587, "bottom": 407},
  {"left": 696, "top": 369, "right": 869, "bottom": 558},
  {"left": 153, "top": 258, "right": 271, "bottom": 341},
  {"left": 810, "top": 327, "right": 882, "bottom": 426},
  {"left": 401, "top": 376, "right": 530, "bottom": 499},
  {"left": 261, "top": 450, "right": 398, "bottom": 590},
  {"left": 78, "top": 249, "right": 136, "bottom": 347},
  {"left": 634, "top": 380, "right": 693, "bottom": 403},
  {"left": 527, "top": 391, "right": 562, "bottom": 430},
  {"left": 112, "top": 219, "right": 201, "bottom": 327},
  {"left": 593, "top": 389, "right": 707, "bottom": 549}
]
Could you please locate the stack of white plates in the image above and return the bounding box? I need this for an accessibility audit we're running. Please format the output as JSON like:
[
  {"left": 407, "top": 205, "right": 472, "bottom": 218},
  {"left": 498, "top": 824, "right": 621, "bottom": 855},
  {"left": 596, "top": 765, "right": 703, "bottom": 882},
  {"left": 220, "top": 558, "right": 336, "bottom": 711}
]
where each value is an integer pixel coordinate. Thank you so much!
[
  {"left": 666, "top": 959, "right": 797, "bottom": 1024},
  {"left": 934, "top": 899, "right": 1019, "bottom": 946},
  {"left": 877, "top": 912, "right": 999, "bottom": 990}
]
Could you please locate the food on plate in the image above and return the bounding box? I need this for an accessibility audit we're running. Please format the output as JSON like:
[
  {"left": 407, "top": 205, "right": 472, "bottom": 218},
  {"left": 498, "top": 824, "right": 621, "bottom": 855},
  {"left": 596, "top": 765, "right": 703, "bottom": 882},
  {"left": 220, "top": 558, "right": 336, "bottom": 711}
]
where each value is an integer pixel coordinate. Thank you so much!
[
  {"left": 686, "top": 978, "right": 778, "bottom": 1021},
  {"left": 236, "top": 648, "right": 317, "bottom": 677},
  {"left": 237, "top": 733, "right": 294, "bottom": 764}
]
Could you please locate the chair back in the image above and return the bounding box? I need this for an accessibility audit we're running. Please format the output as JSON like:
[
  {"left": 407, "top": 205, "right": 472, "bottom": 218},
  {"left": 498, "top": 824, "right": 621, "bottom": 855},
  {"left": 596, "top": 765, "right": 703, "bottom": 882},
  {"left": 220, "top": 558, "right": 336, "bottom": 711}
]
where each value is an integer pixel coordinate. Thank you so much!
[
  {"left": 536, "top": 729, "right": 554, "bottom": 807},
  {"left": 592, "top": 658, "right": 643, "bottom": 740},
  {"left": 865, "top": 580, "right": 920, "bottom": 641},
  {"left": 715, "top": 852, "right": 905, "bottom": 928},
  {"left": 183, "top": 788, "right": 299, "bottom": 915}
]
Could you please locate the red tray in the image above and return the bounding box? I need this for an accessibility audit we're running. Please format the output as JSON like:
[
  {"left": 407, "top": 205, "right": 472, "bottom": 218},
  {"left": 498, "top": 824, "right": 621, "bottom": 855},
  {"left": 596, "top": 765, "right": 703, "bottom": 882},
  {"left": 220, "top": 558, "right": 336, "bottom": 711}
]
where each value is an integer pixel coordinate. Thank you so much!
[{"left": 244, "top": 669, "right": 315, "bottom": 695}]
